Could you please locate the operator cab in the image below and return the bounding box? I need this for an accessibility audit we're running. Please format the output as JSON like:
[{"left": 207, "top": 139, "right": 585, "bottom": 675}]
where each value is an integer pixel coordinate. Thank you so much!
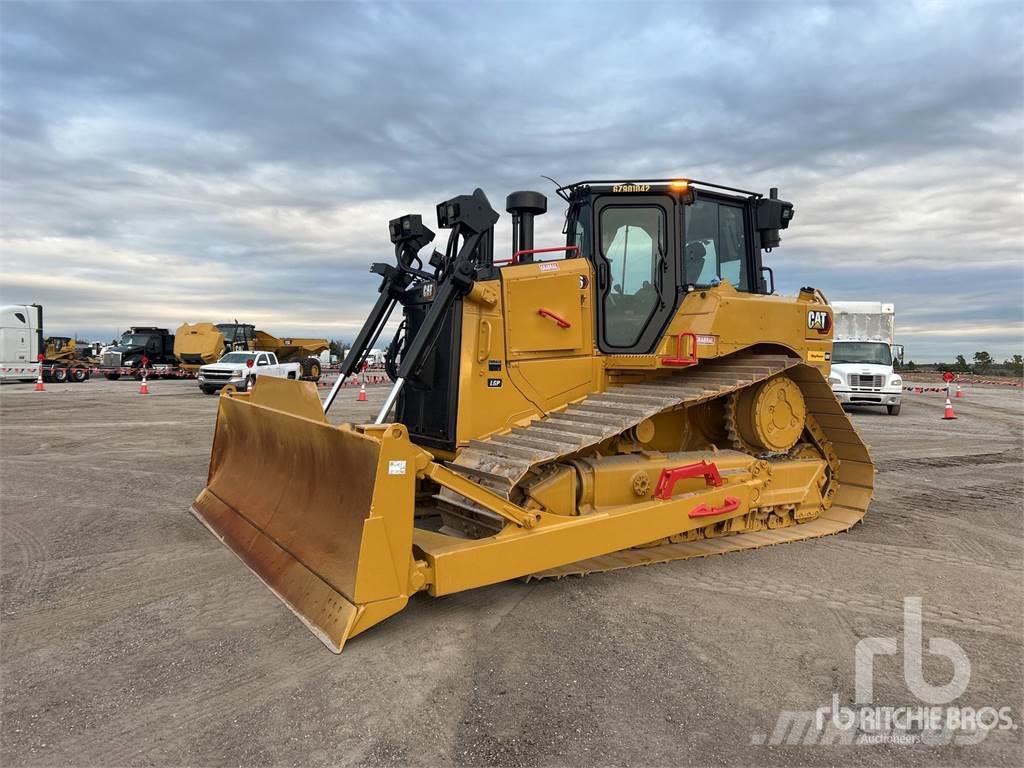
[{"left": 562, "top": 179, "right": 794, "bottom": 355}]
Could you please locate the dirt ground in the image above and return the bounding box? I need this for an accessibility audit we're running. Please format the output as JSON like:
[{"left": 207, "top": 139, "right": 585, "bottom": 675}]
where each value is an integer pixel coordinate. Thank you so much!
[{"left": 1, "top": 376, "right": 1022, "bottom": 767}]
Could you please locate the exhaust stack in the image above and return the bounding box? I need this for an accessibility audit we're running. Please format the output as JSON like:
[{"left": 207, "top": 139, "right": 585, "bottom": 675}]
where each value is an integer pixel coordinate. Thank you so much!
[{"left": 506, "top": 191, "right": 547, "bottom": 263}]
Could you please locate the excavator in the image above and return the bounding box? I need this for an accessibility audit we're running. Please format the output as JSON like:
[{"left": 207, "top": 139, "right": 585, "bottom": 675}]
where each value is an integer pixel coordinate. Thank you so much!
[{"left": 191, "top": 178, "right": 873, "bottom": 652}]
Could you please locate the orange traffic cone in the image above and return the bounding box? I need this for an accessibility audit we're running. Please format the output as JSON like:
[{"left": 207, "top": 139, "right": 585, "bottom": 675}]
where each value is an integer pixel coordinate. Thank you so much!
[
  {"left": 138, "top": 372, "right": 150, "bottom": 395},
  {"left": 955, "top": 383, "right": 963, "bottom": 398},
  {"left": 357, "top": 383, "right": 367, "bottom": 402},
  {"left": 34, "top": 365, "right": 45, "bottom": 391},
  {"left": 942, "top": 396, "right": 956, "bottom": 420}
]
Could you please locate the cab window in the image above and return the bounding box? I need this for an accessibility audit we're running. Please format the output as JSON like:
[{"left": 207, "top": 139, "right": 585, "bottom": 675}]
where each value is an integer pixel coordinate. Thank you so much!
[
  {"left": 569, "top": 202, "right": 592, "bottom": 257},
  {"left": 599, "top": 206, "right": 667, "bottom": 348},
  {"left": 684, "top": 198, "right": 750, "bottom": 290}
]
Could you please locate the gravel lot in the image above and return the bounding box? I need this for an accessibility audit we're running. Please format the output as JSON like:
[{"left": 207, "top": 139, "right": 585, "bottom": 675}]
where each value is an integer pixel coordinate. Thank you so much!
[{"left": 2, "top": 377, "right": 1022, "bottom": 766}]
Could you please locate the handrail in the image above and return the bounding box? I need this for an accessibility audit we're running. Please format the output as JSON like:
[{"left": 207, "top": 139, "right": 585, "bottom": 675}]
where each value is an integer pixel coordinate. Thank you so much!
[
  {"left": 537, "top": 308, "right": 571, "bottom": 328},
  {"left": 494, "top": 245, "right": 580, "bottom": 266},
  {"left": 661, "top": 332, "right": 698, "bottom": 367}
]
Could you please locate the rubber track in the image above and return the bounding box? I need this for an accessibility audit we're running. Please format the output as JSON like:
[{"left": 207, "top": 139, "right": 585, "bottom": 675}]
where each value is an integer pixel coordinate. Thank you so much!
[{"left": 444, "top": 352, "right": 874, "bottom": 578}]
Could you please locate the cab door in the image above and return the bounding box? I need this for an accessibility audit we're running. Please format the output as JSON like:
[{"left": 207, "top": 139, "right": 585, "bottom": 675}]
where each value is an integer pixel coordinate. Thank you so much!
[{"left": 592, "top": 195, "right": 679, "bottom": 354}]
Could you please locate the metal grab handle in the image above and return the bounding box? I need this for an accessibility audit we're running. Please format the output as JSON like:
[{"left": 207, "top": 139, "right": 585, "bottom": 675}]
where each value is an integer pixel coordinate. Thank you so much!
[
  {"left": 689, "top": 496, "right": 741, "bottom": 518},
  {"left": 537, "top": 308, "right": 571, "bottom": 328},
  {"left": 494, "top": 245, "right": 581, "bottom": 265},
  {"left": 654, "top": 460, "right": 723, "bottom": 500},
  {"left": 661, "top": 332, "right": 698, "bottom": 367}
]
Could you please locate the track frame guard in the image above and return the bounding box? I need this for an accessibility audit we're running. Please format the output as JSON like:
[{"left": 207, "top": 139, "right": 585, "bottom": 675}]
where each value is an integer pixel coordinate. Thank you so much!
[{"left": 191, "top": 377, "right": 429, "bottom": 653}]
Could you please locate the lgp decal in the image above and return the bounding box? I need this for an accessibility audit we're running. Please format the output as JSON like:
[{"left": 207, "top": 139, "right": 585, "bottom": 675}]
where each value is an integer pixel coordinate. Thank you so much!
[
  {"left": 807, "top": 310, "right": 832, "bottom": 334},
  {"left": 487, "top": 378, "right": 502, "bottom": 388}
]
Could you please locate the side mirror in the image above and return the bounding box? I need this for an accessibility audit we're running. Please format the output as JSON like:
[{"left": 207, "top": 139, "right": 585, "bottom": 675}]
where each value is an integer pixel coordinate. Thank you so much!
[{"left": 892, "top": 344, "right": 905, "bottom": 365}]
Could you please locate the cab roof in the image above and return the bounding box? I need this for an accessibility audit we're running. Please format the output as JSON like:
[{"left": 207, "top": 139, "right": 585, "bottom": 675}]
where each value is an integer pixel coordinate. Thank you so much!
[{"left": 556, "top": 178, "right": 761, "bottom": 201}]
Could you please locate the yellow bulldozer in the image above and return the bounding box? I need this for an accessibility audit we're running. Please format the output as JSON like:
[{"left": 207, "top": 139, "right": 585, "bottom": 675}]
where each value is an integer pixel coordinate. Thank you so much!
[
  {"left": 192, "top": 178, "right": 873, "bottom": 652},
  {"left": 42, "top": 337, "right": 93, "bottom": 383},
  {"left": 174, "top": 321, "right": 327, "bottom": 380}
]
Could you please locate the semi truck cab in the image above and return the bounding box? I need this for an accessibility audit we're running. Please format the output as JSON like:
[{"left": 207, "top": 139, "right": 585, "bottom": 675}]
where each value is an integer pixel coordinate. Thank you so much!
[{"left": 101, "top": 327, "right": 176, "bottom": 379}]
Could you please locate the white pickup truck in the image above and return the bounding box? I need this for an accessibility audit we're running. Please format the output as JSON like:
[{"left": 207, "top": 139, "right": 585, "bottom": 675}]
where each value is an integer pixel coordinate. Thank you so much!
[{"left": 197, "top": 351, "right": 302, "bottom": 395}]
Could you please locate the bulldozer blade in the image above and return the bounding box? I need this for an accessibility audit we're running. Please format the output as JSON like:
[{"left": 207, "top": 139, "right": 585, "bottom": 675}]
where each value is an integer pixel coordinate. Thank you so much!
[{"left": 190, "top": 377, "right": 423, "bottom": 652}]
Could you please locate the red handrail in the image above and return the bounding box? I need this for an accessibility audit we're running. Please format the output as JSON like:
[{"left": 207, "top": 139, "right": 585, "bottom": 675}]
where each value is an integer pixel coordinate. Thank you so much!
[
  {"left": 537, "top": 308, "right": 571, "bottom": 328},
  {"left": 653, "top": 460, "right": 723, "bottom": 500},
  {"left": 661, "top": 332, "right": 698, "bottom": 367},
  {"left": 495, "top": 245, "right": 581, "bottom": 265}
]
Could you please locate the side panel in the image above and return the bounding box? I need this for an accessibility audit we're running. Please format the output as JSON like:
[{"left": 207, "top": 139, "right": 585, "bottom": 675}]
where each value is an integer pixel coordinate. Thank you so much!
[
  {"left": 452, "top": 262, "right": 600, "bottom": 449},
  {"left": 654, "top": 286, "right": 833, "bottom": 373},
  {"left": 506, "top": 272, "right": 585, "bottom": 353},
  {"left": 501, "top": 259, "right": 600, "bottom": 410},
  {"left": 454, "top": 285, "right": 554, "bottom": 449}
]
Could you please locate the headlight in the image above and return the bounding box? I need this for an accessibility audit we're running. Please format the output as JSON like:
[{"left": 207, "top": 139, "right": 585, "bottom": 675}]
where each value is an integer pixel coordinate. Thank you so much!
[
  {"left": 828, "top": 375, "right": 842, "bottom": 386},
  {"left": 891, "top": 377, "right": 902, "bottom": 387}
]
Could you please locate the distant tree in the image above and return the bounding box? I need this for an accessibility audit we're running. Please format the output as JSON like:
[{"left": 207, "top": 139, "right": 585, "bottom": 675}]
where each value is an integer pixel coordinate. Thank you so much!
[
  {"left": 1006, "top": 354, "right": 1023, "bottom": 377},
  {"left": 329, "top": 339, "right": 351, "bottom": 357},
  {"left": 973, "top": 351, "right": 993, "bottom": 373},
  {"left": 904, "top": 360, "right": 917, "bottom": 371},
  {"left": 954, "top": 354, "right": 969, "bottom": 372}
]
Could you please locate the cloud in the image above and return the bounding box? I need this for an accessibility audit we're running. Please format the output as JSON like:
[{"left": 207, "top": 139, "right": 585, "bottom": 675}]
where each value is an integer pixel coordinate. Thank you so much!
[{"left": 1, "top": 0, "right": 1022, "bottom": 359}]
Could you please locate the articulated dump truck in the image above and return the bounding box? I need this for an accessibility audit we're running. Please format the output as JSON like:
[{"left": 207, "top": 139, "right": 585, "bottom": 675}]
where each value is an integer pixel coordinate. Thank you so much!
[
  {"left": 174, "top": 322, "right": 327, "bottom": 380},
  {"left": 192, "top": 178, "right": 874, "bottom": 652}
]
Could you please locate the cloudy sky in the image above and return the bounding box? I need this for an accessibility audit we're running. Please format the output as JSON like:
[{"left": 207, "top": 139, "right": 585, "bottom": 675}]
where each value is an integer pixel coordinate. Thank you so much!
[{"left": 1, "top": 0, "right": 1021, "bottom": 361}]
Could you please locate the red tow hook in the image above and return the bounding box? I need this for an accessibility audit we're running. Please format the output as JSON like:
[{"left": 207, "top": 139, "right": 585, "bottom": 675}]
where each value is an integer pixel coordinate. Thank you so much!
[{"left": 689, "top": 496, "right": 741, "bottom": 518}]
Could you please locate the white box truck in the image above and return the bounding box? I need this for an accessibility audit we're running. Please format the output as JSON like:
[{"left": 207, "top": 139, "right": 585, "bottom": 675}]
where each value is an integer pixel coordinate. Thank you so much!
[{"left": 827, "top": 301, "right": 904, "bottom": 415}]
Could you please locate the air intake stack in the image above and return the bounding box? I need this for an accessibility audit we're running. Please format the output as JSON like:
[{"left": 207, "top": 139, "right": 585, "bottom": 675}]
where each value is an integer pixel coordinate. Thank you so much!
[{"left": 505, "top": 191, "right": 547, "bottom": 264}]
